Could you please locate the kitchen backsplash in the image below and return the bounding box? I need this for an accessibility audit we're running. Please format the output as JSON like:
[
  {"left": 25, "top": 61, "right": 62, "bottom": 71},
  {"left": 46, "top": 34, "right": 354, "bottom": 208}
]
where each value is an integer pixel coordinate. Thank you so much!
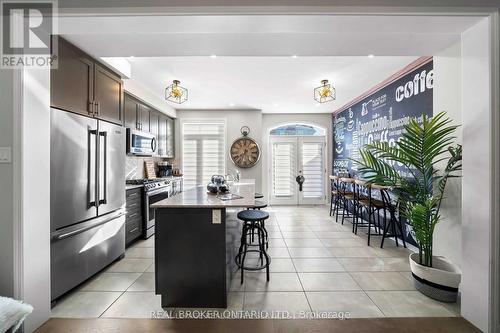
[{"left": 126, "top": 156, "right": 166, "bottom": 179}]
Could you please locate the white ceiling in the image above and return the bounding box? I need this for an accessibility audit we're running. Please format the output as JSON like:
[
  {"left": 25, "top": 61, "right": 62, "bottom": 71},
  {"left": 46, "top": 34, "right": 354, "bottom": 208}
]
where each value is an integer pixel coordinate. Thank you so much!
[
  {"left": 60, "top": 14, "right": 480, "bottom": 113},
  {"left": 121, "top": 56, "right": 417, "bottom": 113},
  {"left": 61, "top": 15, "right": 480, "bottom": 57}
]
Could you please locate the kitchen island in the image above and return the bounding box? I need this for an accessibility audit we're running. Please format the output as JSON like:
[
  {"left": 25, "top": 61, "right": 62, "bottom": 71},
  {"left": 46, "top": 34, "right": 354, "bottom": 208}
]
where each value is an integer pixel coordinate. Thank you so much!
[{"left": 151, "top": 180, "right": 255, "bottom": 308}]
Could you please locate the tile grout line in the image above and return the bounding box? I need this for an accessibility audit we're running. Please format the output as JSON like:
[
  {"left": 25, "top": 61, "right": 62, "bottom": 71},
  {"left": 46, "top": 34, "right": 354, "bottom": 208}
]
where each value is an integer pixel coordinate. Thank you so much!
[
  {"left": 98, "top": 257, "right": 150, "bottom": 317},
  {"left": 276, "top": 210, "right": 314, "bottom": 312}
]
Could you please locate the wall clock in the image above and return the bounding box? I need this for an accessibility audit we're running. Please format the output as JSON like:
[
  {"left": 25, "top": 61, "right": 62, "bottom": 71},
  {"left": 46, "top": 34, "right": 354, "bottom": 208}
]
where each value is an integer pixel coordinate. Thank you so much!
[{"left": 230, "top": 126, "right": 261, "bottom": 168}]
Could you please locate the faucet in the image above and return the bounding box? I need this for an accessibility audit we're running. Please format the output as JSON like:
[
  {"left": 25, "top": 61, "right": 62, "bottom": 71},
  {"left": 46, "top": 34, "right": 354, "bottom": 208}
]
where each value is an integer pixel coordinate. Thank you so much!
[{"left": 235, "top": 170, "right": 240, "bottom": 182}]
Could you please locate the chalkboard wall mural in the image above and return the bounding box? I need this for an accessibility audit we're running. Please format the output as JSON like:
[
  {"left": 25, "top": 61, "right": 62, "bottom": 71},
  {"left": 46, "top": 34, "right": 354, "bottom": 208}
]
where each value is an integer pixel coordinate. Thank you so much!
[
  {"left": 333, "top": 60, "right": 433, "bottom": 174},
  {"left": 332, "top": 59, "right": 433, "bottom": 246}
]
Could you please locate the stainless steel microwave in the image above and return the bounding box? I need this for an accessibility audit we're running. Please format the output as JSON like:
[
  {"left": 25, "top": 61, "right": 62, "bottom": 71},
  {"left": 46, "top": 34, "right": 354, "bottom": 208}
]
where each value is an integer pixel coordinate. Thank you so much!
[{"left": 126, "top": 128, "right": 157, "bottom": 156}]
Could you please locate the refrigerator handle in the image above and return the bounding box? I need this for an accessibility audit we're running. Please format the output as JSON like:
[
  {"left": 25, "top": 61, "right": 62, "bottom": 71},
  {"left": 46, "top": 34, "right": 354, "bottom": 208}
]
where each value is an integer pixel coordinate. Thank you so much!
[
  {"left": 151, "top": 137, "right": 157, "bottom": 153},
  {"left": 99, "top": 131, "right": 108, "bottom": 205},
  {"left": 88, "top": 129, "right": 97, "bottom": 208}
]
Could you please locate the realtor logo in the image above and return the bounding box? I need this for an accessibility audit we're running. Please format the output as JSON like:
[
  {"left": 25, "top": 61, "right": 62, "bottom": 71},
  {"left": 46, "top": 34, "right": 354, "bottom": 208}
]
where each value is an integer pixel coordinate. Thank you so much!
[{"left": 1, "top": 0, "right": 57, "bottom": 68}]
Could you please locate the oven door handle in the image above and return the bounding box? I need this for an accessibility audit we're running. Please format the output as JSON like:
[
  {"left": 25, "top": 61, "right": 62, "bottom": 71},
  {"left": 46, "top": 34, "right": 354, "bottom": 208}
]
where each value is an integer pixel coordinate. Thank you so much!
[{"left": 147, "top": 187, "right": 170, "bottom": 197}]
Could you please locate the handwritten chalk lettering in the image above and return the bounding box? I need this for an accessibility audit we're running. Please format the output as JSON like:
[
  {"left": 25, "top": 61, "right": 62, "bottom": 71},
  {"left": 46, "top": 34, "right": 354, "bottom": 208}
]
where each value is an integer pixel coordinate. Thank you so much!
[{"left": 395, "top": 69, "right": 434, "bottom": 102}]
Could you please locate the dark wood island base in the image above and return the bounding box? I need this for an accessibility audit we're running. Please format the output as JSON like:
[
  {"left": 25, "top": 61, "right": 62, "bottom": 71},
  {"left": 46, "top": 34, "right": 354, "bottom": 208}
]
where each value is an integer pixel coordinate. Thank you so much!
[
  {"left": 151, "top": 180, "right": 256, "bottom": 308},
  {"left": 155, "top": 208, "right": 227, "bottom": 308}
]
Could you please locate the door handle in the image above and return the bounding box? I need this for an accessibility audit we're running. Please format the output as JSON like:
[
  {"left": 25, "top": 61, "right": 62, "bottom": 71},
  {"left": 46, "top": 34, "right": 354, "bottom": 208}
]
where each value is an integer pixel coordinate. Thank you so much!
[
  {"left": 52, "top": 212, "right": 125, "bottom": 241},
  {"left": 296, "top": 171, "right": 305, "bottom": 192},
  {"left": 99, "top": 131, "right": 108, "bottom": 205},
  {"left": 88, "top": 101, "right": 94, "bottom": 116},
  {"left": 88, "top": 129, "right": 97, "bottom": 208}
]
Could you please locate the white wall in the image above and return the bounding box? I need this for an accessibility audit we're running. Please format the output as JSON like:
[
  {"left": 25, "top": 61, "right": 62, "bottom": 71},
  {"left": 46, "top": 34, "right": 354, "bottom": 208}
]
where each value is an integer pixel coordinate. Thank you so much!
[
  {"left": 460, "top": 17, "right": 492, "bottom": 332},
  {"left": 432, "top": 41, "right": 463, "bottom": 268},
  {"left": 0, "top": 70, "right": 14, "bottom": 298},
  {"left": 261, "top": 113, "right": 333, "bottom": 201},
  {"left": 18, "top": 69, "right": 52, "bottom": 332},
  {"left": 176, "top": 109, "right": 263, "bottom": 191}
]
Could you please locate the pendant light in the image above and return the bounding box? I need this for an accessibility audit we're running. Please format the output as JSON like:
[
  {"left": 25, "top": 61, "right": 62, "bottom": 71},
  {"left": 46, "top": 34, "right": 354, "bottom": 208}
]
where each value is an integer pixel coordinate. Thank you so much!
[
  {"left": 314, "top": 79, "right": 336, "bottom": 104},
  {"left": 165, "top": 80, "right": 188, "bottom": 104}
]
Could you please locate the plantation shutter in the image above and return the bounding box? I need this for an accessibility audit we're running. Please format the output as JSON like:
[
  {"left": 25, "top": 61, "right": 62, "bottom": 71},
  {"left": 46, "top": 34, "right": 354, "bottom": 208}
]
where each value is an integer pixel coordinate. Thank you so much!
[
  {"left": 182, "top": 121, "right": 226, "bottom": 189},
  {"left": 272, "top": 141, "right": 296, "bottom": 197},
  {"left": 301, "top": 142, "right": 324, "bottom": 199}
]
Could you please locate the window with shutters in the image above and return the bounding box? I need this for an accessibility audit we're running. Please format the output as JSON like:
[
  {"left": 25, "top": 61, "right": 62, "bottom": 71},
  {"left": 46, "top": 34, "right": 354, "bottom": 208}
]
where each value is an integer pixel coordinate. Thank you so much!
[
  {"left": 181, "top": 120, "right": 226, "bottom": 189},
  {"left": 301, "top": 142, "right": 324, "bottom": 198},
  {"left": 272, "top": 141, "right": 297, "bottom": 197}
]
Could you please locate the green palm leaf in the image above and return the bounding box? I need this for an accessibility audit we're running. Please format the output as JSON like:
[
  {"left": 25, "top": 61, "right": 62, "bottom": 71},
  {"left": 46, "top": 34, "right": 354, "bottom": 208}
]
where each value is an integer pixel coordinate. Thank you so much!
[{"left": 352, "top": 111, "right": 461, "bottom": 267}]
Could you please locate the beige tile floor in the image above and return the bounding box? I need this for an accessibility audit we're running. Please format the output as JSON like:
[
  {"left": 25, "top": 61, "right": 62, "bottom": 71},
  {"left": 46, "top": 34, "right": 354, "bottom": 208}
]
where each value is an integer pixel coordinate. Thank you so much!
[{"left": 51, "top": 205, "right": 460, "bottom": 319}]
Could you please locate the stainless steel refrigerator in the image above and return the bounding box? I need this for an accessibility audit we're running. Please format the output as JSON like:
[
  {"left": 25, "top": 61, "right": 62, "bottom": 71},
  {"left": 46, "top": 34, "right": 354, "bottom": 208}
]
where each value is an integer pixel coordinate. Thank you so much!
[{"left": 50, "top": 108, "right": 126, "bottom": 301}]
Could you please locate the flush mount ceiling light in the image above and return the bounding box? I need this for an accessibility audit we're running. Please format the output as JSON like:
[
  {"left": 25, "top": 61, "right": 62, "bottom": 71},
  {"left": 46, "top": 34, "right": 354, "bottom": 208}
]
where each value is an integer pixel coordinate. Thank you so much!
[
  {"left": 314, "top": 79, "right": 336, "bottom": 104},
  {"left": 165, "top": 80, "right": 188, "bottom": 104}
]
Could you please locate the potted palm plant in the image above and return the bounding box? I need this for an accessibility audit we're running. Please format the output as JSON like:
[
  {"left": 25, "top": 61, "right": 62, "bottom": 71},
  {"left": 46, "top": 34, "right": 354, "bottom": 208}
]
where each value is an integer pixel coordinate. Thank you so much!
[{"left": 354, "top": 111, "right": 462, "bottom": 302}]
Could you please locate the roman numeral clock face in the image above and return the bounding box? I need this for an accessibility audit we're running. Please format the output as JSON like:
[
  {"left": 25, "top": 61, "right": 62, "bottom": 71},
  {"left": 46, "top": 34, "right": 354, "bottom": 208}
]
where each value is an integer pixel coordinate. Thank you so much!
[{"left": 230, "top": 137, "right": 261, "bottom": 168}]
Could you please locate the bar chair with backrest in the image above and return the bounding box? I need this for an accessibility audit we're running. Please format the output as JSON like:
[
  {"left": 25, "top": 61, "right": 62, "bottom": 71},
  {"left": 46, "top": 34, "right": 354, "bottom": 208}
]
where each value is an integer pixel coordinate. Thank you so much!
[
  {"left": 329, "top": 175, "right": 341, "bottom": 217},
  {"left": 338, "top": 177, "right": 356, "bottom": 225},
  {"left": 374, "top": 185, "right": 407, "bottom": 249},
  {"left": 354, "top": 180, "right": 386, "bottom": 245}
]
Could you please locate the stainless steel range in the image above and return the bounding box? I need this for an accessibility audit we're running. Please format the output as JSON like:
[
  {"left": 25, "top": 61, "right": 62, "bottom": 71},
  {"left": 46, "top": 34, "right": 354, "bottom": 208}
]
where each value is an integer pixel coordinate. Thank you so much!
[{"left": 126, "top": 179, "right": 171, "bottom": 239}]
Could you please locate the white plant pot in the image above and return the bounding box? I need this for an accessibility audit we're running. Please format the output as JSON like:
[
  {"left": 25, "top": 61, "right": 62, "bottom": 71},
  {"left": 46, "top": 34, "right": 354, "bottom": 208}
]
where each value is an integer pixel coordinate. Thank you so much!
[{"left": 409, "top": 253, "right": 461, "bottom": 303}]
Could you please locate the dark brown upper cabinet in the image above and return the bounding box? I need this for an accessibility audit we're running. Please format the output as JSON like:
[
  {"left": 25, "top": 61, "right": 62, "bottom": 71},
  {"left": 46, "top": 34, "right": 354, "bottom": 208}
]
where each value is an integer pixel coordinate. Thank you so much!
[
  {"left": 158, "top": 114, "right": 167, "bottom": 157},
  {"left": 149, "top": 111, "right": 159, "bottom": 156},
  {"left": 123, "top": 92, "right": 174, "bottom": 158},
  {"left": 124, "top": 93, "right": 150, "bottom": 132},
  {"left": 124, "top": 93, "right": 139, "bottom": 129},
  {"left": 93, "top": 64, "right": 123, "bottom": 125},
  {"left": 50, "top": 36, "right": 124, "bottom": 126},
  {"left": 138, "top": 104, "right": 151, "bottom": 133},
  {"left": 50, "top": 37, "right": 94, "bottom": 117},
  {"left": 166, "top": 117, "right": 175, "bottom": 158}
]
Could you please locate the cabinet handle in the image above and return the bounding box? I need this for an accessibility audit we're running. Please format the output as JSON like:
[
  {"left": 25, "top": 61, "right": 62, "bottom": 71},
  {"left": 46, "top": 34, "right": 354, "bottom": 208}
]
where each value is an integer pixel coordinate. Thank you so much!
[
  {"left": 88, "top": 101, "right": 94, "bottom": 115},
  {"left": 96, "top": 101, "right": 100, "bottom": 116},
  {"left": 127, "top": 192, "right": 138, "bottom": 198},
  {"left": 128, "top": 212, "right": 139, "bottom": 218},
  {"left": 129, "top": 227, "right": 139, "bottom": 233}
]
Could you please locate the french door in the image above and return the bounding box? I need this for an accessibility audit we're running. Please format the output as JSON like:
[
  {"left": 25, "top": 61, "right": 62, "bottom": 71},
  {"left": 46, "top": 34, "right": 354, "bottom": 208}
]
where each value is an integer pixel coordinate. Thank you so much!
[{"left": 270, "top": 136, "right": 326, "bottom": 205}]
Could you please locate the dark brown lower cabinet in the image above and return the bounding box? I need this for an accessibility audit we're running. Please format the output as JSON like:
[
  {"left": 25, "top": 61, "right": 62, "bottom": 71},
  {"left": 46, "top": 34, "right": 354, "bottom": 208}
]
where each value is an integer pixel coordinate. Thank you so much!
[{"left": 125, "top": 187, "right": 143, "bottom": 245}]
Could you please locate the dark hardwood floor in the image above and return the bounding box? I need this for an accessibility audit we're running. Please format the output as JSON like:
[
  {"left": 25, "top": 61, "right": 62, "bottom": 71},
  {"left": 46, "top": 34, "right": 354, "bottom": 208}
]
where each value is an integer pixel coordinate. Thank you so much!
[{"left": 36, "top": 317, "right": 480, "bottom": 333}]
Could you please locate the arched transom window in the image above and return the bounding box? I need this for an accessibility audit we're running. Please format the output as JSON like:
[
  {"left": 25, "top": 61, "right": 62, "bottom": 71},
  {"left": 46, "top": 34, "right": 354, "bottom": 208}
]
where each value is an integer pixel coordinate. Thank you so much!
[{"left": 270, "top": 123, "right": 326, "bottom": 136}]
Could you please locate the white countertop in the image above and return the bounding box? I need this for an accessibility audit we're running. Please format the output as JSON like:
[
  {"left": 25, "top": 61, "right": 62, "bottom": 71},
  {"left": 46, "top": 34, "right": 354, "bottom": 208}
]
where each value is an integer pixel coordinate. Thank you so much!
[{"left": 151, "top": 179, "right": 256, "bottom": 208}]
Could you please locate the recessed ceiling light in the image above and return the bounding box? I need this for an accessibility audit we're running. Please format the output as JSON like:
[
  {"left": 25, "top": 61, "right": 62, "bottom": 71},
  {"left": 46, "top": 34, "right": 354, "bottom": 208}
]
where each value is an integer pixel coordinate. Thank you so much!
[
  {"left": 273, "top": 103, "right": 279, "bottom": 107},
  {"left": 291, "top": 55, "right": 298, "bottom": 58},
  {"left": 210, "top": 54, "right": 217, "bottom": 58},
  {"left": 368, "top": 54, "right": 375, "bottom": 58},
  {"left": 229, "top": 102, "right": 235, "bottom": 107},
  {"left": 315, "top": 103, "right": 321, "bottom": 107}
]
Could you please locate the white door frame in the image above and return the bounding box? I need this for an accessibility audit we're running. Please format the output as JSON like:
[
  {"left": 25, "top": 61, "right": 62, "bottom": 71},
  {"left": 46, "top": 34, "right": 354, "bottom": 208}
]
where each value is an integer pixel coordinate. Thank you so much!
[
  {"left": 9, "top": 6, "right": 499, "bottom": 333},
  {"left": 269, "top": 135, "right": 326, "bottom": 205}
]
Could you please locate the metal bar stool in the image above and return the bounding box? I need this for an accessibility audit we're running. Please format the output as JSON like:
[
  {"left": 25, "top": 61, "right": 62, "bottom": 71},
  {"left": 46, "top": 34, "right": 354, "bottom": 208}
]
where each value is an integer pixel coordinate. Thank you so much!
[
  {"left": 254, "top": 193, "right": 264, "bottom": 199},
  {"left": 376, "top": 186, "right": 407, "bottom": 249},
  {"left": 247, "top": 200, "right": 269, "bottom": 248},
  {"left": 339, "top": 177, "right": 355, "bottom": 225},
  {"left": 235, "top": 210, "right": 271, "bottom": 284},
  {"left": 329, "top": 175, "right": 341, "bottom": 217}
]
